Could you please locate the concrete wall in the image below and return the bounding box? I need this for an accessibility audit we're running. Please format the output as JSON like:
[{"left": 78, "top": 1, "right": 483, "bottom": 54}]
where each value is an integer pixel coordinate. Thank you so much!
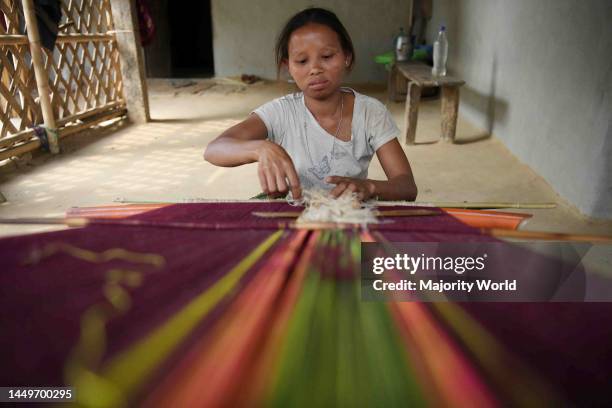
[
  {"left": 427, "top": 0, "right": 612, "bottom": 218},
  {"left": 211, "top": 0, "right": 412, "bottom": 83}
]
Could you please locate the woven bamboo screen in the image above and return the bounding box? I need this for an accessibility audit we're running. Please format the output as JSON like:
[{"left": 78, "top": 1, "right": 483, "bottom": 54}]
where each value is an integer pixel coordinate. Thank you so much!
[{"left": 0, "top": 0, "right": 125, "bottom": 159}]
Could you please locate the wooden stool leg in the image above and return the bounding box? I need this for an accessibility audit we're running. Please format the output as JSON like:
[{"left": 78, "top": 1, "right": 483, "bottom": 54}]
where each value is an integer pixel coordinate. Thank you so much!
[
  {"left": 388, "top": 64, "right": 398, "bottom": 102},
  {"left": 404, "top": 81, "right": 421, "bottom": 145},
  {"left": 397, "top": 74, "right": 408, "bottom": 100},
  {"left": 441, "top": 86, "right": 459, "bottom": 143}
]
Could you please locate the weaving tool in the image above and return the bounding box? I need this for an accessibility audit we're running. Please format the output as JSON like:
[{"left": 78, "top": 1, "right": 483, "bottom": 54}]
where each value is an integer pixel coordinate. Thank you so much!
[{"left": 252, "top": 208, "right": 441, "bottom": 218}]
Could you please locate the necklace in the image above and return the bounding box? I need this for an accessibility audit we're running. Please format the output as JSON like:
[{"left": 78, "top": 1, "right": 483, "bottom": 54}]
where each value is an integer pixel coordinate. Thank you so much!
[{"left": 303, "top": 92, "right": 344, "bottom": 176}]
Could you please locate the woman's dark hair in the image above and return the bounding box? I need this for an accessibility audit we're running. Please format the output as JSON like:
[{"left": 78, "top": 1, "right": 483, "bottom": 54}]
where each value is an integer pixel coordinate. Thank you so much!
[{"left": 275, "top": 7, "right": 356, "bottom": 77}]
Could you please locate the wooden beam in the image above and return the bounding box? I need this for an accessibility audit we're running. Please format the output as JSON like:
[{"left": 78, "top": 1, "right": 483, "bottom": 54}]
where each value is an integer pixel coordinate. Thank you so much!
[{"left": 109, "top": 0, "right": 150, "bottom": 124}]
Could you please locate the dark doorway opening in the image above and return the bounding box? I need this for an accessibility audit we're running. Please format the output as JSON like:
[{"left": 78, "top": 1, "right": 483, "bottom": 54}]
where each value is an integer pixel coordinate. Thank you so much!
[{"left": 167, "top": 1, "right": 214, "bottom": 77}]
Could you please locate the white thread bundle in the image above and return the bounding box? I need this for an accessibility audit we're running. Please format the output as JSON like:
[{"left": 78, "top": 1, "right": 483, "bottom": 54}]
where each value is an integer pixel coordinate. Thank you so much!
[{"left": 289, "top": 190, "right": 379, "bottom": 224}]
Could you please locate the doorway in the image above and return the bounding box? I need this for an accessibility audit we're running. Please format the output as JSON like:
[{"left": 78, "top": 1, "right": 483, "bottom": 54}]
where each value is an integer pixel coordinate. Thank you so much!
[{"left": 167, "top": 1, "right": 214, "bottom": 77}]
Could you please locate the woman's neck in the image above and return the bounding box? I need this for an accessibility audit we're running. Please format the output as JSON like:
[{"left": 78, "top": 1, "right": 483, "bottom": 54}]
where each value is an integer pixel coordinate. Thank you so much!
[{"left": 304, "top": 89, "right": 344, "bottom": 120}]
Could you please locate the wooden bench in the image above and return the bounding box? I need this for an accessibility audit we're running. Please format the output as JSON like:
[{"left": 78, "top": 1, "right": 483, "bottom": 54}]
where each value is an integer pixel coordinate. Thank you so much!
[{"left": 388, "top": 61, "right": 465, "bottom": 144}]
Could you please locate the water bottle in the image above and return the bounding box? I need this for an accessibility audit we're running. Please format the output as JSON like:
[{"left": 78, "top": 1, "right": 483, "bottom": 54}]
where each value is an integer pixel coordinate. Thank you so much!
[
  {"left": 394, "top": 27, "right": 410, "bottom": 62},
  {"left": 432, "top": 25, "right": 448, "bottom": 76}
]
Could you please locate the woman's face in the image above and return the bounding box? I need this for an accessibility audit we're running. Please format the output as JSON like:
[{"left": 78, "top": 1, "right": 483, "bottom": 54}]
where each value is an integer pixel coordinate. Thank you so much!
[{"left": 287, "top": 23, "right": 350, "bottom": 100}]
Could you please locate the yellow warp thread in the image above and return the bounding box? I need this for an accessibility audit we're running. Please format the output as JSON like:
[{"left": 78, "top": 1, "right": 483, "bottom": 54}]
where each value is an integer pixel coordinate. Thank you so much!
[
  {"left": 28, "top": 243, "right": 168, "bottom": 408},
  {"left": 89, "top": 230, "right": 284, "bottom": 405},
  {"left": 24, "top": 242, "right": 165, "bottom": 268},
  {"left": 64, "top": 268, "right": 149, "bottom": 408}
]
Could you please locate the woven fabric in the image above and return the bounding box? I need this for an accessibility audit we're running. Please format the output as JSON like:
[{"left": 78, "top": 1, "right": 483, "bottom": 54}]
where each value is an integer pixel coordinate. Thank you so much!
[
  {"left": 0, "top": 225, "right": 279, "bottom": 387},
  {"left": 0, "top": 203, "right": 610, "bottom": 406}
]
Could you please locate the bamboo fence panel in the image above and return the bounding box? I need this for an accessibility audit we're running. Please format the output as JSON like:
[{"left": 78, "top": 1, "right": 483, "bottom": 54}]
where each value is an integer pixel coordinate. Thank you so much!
[
  {"left": 0, "top": 0, "right": 40, "bottom": 139},
  {"left": 0, "top": 0, "right": 125, "bottom": 158}
]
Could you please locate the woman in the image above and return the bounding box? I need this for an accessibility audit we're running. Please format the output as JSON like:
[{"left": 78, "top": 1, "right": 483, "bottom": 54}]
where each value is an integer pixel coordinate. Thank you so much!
[{"left": 204, "top": 7, "right": 417, "bottom": 201}]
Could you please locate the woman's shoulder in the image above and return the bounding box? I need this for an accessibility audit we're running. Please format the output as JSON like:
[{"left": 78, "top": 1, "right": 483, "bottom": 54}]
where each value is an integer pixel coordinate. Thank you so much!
[
  {"left": 344, "top": 89, "right": 391, "bottom": 128},
  {"left": 258, "top": 92, "right": 304, "bottom": 112},
  {"left": 270, "top": 91, "right": 304, "bottom": 106},
  {"left": 351, "top": 90, "right": 388, "bottom": 112},
  {"left": 255, "top": 91, "right": 304, "bottom": 118}
]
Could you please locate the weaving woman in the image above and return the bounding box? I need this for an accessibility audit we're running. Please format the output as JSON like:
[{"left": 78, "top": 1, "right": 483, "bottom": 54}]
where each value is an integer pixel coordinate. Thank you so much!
[{"left": 204, "top": 8, "right": 418, "bottom": 202}]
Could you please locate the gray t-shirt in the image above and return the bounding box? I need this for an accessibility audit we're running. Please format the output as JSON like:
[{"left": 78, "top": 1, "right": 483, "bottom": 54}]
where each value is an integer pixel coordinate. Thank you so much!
[{"left": 253, "top": 88, "right": 399, "bottom": 191}]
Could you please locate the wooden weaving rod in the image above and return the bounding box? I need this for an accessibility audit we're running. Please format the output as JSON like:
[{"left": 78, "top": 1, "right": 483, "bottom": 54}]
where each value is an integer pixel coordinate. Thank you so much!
[
  {"left": 376, "top": 202, "right": 557, "bottom": 209},
  {"left": 252, "top": 209, "right": 441, "bottom": 218},
  {"left": 0, "top": 217, "right": 611, "bottom": 242},
  {"left": 112, "top": 198, "right": 557, "bottom": 210},
  {"left": 485, "top": 228, "right": 612, "bottom": 243}
]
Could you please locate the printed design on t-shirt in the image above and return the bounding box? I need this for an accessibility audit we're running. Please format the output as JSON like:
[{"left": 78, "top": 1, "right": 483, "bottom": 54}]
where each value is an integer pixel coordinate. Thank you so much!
[
  {"left": 308, "top": 154, "right": 331, "bottom": 180},
  {"left": 331, "top": 149, "right": 349, "bottom": 160},
  {"left": 300, "top": 177, "right": 315, "bottom": 190}
]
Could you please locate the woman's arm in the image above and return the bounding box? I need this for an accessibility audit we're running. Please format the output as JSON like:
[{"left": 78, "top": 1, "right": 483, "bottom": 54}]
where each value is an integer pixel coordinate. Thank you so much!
[
  {"left": 204, "top": 114, "right": 302, "bottom": 198},
  {"left": 203, "top": 114, "right": 268, "bottom": 166},
  {"left": 326, "top": 138, "right": 417, "bottom": 201},
  {"left": 369, "top": 138, "right": 417, "bottom": 200}
]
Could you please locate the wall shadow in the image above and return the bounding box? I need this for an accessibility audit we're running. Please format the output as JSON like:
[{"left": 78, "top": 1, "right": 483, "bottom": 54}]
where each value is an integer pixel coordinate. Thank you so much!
[
  {"left": 456, "top": 54, "right": 508, "bottom": 144},
  {"left": 590, "top": 124, "right": 612, "bottom": 218},
  {"left": 437, "top": 3, "right": 508, "bottom": 145}
]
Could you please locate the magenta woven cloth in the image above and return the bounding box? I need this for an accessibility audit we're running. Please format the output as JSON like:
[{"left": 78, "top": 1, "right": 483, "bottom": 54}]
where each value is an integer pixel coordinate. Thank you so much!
[
  {"left": 128, "top": 202, "right": 481, "bottom": 235},
  {"left": 0, "top": 202, "right": 610, "bottom": 405},
  {"left": 0, "top": 223, "right": 281, "bottom": 387}
]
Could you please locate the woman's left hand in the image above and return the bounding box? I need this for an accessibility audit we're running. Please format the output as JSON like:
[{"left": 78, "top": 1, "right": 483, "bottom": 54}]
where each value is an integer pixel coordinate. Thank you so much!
[{"left": 325, "top": 176, "right": 375, "bottom": 200}]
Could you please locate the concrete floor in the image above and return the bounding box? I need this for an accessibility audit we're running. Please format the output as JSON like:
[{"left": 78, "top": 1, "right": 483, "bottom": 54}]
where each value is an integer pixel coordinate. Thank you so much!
[{"left": 1, "top": 78, "right": 611, "bottom": 241}]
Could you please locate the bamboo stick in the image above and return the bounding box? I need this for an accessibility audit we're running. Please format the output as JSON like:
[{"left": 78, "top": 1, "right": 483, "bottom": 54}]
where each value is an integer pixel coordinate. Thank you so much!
[
  {"left": 252, "top": 209, "right": 441, "bottom": 218},
  {"left": 0, "top": 128, "right": 35, "bottom": 150},
  {"left": 291, "top": 222, "right": 352, "bottom": 230},
  {"left": 21, "top": 0, "right": 58, "bottom": 153},
  {"left": 0, "top": 217, "right": 359, "bottom": 231},
  {"left": 376, "top": 209, "right": 441, "bottom": 216},
  {"left": 252, "top": 211, "right": 300, "bottom": 218},
  {"left": 0, "top": 32, "right": 110, "bottom": 46},
  {"left": 59, "top": 108, "right": 126, "bottom": 137},
  {"left": 485, "top": 228, "right": 612, "bottom": 244},
  {"left": 55, "top": 33, "right": 115, "bottom": 43},
  {"left": 0, "top": 139, "right": 39, "bottom": 161},
  {"left": 0, "top": 34, "right": 28, "bottom": 45},
  {"left": 112, "top": 198, "right": 279, "bottom": 204},
  {"left": 56, "top": 102, "right": 125, "bottom": 127},
  {"left": 0, "top": 217, "right": 610, "bottom": 243},
  {"left": 0, "top": 217, "right": 287, "bottom": 230},
  {"left": 376, "top": 202, "right": 557, "bottom": 209},
  {"left": 110, "top": 199, "right": 557, "bottom": 210},
  {"left": 0, "top": 217, "right": 89, "bottom": 227}
]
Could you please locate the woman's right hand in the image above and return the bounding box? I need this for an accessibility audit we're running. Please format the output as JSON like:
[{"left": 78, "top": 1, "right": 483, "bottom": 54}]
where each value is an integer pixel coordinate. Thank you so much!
[
  {"left": 256, "top": 140, "right": 302, "bottom": 199},
  {"left": 204, "top": 114, "right": 301, "bottom": 199}
]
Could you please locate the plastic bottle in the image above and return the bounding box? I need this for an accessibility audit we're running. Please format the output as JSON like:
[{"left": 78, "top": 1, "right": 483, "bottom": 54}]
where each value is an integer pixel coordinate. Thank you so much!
[
  {"left": 432, "top": 25, "right": 448, "bottom": 76},
  {"left": 394, "top": 27, "right": 410, "bottom": 62}
]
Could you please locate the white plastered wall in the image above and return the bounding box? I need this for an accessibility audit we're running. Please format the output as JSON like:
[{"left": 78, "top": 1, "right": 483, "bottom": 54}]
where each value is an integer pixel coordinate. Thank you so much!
[
  {"left": 211, "top": 0, "right": 412, "bottom": 84},
  {"left": 427, "top": 0, "right": 612, "bottom": 218}
]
